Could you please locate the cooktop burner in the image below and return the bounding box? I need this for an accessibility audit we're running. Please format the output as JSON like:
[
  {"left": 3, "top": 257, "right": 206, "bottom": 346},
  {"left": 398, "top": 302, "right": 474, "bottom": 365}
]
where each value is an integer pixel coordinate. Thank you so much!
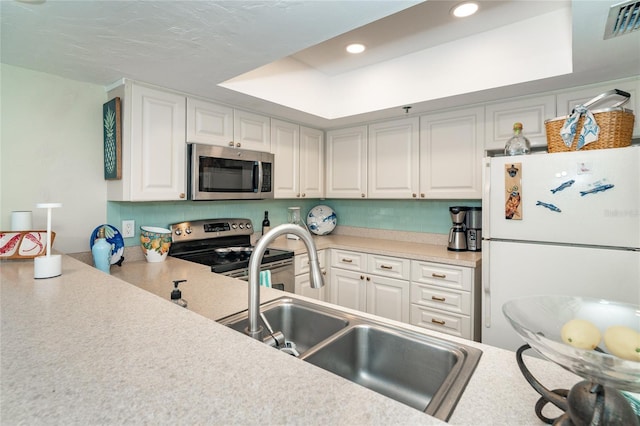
[{"left": 167, "top": 218, "right": 293, "bottom": 273}]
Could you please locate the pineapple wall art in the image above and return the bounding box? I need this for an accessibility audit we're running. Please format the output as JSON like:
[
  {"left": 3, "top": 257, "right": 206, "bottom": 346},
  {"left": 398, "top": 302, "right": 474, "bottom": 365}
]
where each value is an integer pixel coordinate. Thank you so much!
[{"left": 103, "top": 97, "right": 122, "bottom": 180}]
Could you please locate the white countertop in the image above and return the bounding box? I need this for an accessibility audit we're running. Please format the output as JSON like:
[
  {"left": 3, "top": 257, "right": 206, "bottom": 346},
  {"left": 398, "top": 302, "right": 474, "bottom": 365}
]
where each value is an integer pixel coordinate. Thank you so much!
[{"left": 1, "top": 252, "right": 580, "bottom": 425}]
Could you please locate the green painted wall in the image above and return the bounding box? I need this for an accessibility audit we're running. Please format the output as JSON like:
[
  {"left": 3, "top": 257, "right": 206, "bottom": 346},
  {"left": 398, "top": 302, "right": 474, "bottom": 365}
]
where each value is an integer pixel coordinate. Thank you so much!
[{"left": 108, "top": 198, "right": 481, "bottom": 247}]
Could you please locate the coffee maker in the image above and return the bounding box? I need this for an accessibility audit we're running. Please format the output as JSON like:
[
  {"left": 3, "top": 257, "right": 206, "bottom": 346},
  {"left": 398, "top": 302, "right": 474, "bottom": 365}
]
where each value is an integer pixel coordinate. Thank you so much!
[
  {"left": 465, "top": 207, "right": 482, "bottom": 252},
  {"left": 448, "top": 206, "right": 469, "bottom": 251}
]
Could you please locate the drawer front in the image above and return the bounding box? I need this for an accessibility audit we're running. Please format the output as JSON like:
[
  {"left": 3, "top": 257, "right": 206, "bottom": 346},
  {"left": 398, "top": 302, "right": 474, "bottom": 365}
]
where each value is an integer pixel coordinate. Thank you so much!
[
  {"left": 411, "top": 261, "right": 471, "bottom": 291},
  {"left": 295, "top": 249, "right": 326, "bottom": 275},
  {"left": 410, "top": 305, "right": 471, "bottom": 339},
  {"left": 367, "top": 254, "right": 410, "bottom": 280},
  {"left": 410, "top": 283, "right": 470, "bottom": 315},
  {"left": 330, "top": 249, "right": 366, "bottom": 272}
]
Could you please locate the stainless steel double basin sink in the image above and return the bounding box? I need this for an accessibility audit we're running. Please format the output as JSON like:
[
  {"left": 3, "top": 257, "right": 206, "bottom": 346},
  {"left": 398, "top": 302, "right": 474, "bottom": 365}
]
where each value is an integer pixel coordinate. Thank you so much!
[{"left": 219, "top": 297, "right": 482, "bottom": 421}]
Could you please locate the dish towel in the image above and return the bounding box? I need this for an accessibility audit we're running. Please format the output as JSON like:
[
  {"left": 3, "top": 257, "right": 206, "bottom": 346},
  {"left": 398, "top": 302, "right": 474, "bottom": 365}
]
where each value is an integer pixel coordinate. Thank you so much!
[
  {"left": 560, "top": 104, "right": 600, "bottom": 149},
  {"left": 259, "top": 270, "right": 271, "bottom": 288}
]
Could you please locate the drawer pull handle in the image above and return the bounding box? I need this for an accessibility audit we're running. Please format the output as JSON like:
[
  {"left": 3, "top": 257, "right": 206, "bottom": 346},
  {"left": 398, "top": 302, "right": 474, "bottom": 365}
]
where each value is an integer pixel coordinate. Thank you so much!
[
  {"left": 431, "top": 318, "right": 446, "bottom": 325},
  {"left": 341, "top": 258, "right": 353, "bottom": 263},
  {"left": 431, "top": 273, "right": 446, "bottom": 279},
  {"left": 380, "top": 265, "right": 393, "bottom": 270},
  {"left": 431, "top": 296, "right": 446, "bottom": 302}
]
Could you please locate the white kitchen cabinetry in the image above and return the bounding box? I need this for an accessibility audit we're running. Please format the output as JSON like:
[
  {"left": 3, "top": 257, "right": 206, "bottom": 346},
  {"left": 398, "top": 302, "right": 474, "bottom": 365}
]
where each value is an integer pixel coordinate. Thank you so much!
[
  {"left": 555, "top": 78, "right": 640, "bottom": 138},
  {"left": 294, "top": 249, "right": 328, "bottom": 301},
  {"left": 233, "top": 109, "right": 271, "bottom": 152},
  {"left": 186, "top": 97, "right": 233, "bottom": 146},
  {"left": 410, "top": 260, "right": 480, "bottom": 341},
  {"left": 367, "top": 118, "right": 419, "bottom": 199},
  {"left": 271, "top": 120, "right": 324, "bottom": 198},
  {"left": 484, "top": 95, "right": 555, "bottom": 151},
  {"left": 325, "top": 126, "right": 368, "bottom": 198},
  {"left": 107, "top": 82, "right": 187, "bottom": 201},
  {"left": 186, "top": 99, "right": 271, "bottom": 151},
  {"left": 419, "top": 107, "right": 484, "bottom": 199},
  {"left": 330, "top": 249, "right": 410, "bottom": 323}
]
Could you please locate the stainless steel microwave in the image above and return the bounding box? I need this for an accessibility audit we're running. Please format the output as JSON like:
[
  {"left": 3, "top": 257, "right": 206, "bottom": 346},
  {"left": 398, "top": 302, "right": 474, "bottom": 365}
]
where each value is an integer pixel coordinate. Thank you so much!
[{"left": 187, "top": 144, "right": 274, "bottom": 200}]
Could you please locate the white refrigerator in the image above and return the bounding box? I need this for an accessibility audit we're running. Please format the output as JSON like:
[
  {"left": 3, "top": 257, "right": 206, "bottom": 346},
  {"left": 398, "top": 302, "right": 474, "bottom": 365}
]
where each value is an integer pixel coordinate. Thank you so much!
[{"left": 481, "top": 146, "right": 640, "bottom": 351}]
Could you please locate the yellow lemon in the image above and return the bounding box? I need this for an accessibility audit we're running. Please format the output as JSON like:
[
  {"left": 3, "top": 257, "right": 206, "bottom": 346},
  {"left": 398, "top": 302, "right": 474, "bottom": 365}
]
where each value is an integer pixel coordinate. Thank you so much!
[
  {"left": 604, "top": 325, "right": 640, "bottom": 362},
  {"left": 561, "top": 319, "right": 601, "bottom": 350}
]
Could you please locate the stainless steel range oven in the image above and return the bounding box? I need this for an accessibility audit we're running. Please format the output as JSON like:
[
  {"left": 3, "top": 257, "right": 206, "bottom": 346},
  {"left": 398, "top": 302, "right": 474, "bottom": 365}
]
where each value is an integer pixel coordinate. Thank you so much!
[{"left": 168, "top": 218, "right": 294, "bottom": 292}]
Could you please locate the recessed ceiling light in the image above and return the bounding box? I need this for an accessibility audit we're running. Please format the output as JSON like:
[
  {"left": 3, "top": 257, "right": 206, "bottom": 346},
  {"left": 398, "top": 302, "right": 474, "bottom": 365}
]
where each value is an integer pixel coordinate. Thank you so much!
[
  {"left": 346, "top": 43, "right": 366, "bottom": 54},
  {"left": 452, "top": 2, "right": 479, "bottom": 18}
]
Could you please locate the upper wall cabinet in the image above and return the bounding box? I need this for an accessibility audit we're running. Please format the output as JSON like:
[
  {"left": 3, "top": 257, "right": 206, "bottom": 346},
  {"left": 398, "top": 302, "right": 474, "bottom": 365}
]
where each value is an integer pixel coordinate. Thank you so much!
[
  {"left": 186, "top": 97, "right": 233, "bottom": 146},
  {"left": 367, "top": 117, "right": 419, "bottom": 199},
  {"left": 271, "top": 120, "right": 324, "bottom": 199},
  {"left": 326, "top": 126, "right": 368, "bottom": 198},
  {"left": 555, "top": 78, "right": 640, "bottom": 138},
  {"left": 107, "top": 82, "right": 187, "bottom": 202},
  {"left": 419, "top": 107, "right": 484, "bottom": 199},
  {"left": 233, "top": 109, "right": 271, "bottom": 152},
  {"left": 186, "top": 98, "right": 271, "bottom": 152},
  {"left": 484, "top": 95, "right": 555, "bottom": 151}
]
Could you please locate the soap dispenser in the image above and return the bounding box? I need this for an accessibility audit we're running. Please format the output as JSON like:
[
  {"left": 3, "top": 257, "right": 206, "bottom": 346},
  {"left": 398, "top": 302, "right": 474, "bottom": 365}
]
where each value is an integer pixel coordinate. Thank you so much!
[
  {"left": 92, "top": 227, "right": 111, "bottom": 274},
  {"left": 171, "top": 279, "right": 188, "bottom": 308}
]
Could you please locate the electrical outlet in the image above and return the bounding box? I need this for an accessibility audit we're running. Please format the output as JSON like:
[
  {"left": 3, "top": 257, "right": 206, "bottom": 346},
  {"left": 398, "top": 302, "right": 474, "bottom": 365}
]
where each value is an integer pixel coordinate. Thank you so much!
[{"left": 122, "top": 220, "right": 135, "bottom": 238}]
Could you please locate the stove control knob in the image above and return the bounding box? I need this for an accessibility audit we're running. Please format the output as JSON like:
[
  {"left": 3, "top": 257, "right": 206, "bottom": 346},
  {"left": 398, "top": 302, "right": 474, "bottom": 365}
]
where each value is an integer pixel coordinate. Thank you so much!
[
  {"left": 239, "top": 223, "right": 245, "bottom": 229},
  {"left": 185, "top": 227, "right": 192, "bottom": 235},
  {"left": 175, "top": 229, "right": 182, "bottom": 236},
  {"left": 231, "top": 223, "right": 238, "bottom": 229}
]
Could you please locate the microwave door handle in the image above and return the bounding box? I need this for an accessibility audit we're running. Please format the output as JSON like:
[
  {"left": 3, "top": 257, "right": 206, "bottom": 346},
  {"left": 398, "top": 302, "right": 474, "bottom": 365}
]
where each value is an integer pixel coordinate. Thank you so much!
[{"left": 256, "top": 161, "right": 263, "bottom": 195}]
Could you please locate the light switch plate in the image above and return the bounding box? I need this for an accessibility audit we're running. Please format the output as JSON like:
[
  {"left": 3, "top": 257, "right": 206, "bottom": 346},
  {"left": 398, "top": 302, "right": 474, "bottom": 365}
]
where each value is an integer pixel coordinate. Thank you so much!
[{"left": 122, "top": 220, "right": 135, "bottom": 238}]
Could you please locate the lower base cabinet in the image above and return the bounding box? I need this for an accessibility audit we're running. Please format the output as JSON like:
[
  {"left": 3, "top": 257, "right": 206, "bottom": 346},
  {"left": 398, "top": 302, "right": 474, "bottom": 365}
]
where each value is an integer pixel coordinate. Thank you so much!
[{"left": 330, "top": 249, "right": 410, "bottom": 323}]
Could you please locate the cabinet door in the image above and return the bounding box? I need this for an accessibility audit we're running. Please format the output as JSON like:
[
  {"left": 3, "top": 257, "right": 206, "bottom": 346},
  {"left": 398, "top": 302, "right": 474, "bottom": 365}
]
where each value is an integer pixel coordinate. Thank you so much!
[
  {"left": 271, "top": 119, "right": 300, "bottom": 198},
  {"left": 325, "top": 126, "right": 367, "bottom": 198},
  {"left": 368, "top": 118, "right": 419, "bottom": 199},
  {"left": 233, "top": 110, "right": 271, "bottom": 152},
  {"left": 186, "top": 98, "right": 233, "bottom": 146},
  {"left": 556, "top": 79, "right": 640, "bottom": 138},
  {"left": 484, "top": 95, "right": 555, "bottom": 150},
  {"left": 419, "top": 107, "right": 484, "bottom": 199},
  {"left": 366, "top": 275, "right": 409, "bottom": 322},
  {"left": 299, "top": 126, "right": 324, "bottom": 198},
  {"left": 130, "top": 84, "right": 186, "bottom": 201},
  {"left": 330, "top": 268, "right": 366, "bottom": 311}
]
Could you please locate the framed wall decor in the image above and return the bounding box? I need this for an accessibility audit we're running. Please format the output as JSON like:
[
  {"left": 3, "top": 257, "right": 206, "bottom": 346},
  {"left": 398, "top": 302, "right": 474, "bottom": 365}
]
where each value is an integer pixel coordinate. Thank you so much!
[{"left": 103, "top": 97, "right": 122, "bottom": 180}]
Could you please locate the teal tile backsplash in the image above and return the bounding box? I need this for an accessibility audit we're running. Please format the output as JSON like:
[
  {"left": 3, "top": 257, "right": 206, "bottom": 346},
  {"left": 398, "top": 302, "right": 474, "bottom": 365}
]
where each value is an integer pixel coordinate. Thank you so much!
[{"left": 108, "top": 199, "right": 481, "bottom": 246}]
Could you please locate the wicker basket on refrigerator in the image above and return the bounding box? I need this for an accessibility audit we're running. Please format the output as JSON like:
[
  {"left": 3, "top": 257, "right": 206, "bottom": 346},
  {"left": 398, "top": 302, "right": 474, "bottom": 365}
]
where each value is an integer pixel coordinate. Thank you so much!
[{"left": 545, "top": 89, "right": 635, "bottom": 153}]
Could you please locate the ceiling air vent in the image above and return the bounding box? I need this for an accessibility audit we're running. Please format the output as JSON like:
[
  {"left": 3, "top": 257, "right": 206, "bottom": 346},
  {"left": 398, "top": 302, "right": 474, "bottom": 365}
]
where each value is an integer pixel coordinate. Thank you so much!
[{"left": 604, "top": 0, "right": 640, "bottom": 39}]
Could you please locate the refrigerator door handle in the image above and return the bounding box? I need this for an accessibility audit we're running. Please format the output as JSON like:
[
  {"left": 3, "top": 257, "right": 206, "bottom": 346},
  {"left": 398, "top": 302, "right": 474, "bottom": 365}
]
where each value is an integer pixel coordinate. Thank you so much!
[
  {"left": 482, "top": 157, "right": 491, "bottom": 237},
  {"left": 482, "top": 244, "right": 491, "bottom": 328}
]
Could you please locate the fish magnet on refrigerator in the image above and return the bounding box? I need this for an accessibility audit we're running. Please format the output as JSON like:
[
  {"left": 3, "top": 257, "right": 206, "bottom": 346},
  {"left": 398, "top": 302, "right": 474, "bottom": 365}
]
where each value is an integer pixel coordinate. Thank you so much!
[{"left": 34, "top": 203, "right": 62, "bottom": 279}]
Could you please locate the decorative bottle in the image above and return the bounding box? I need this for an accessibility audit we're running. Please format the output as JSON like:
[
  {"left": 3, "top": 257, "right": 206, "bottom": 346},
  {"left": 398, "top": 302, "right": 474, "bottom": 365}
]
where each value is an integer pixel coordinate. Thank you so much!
[
  {"left": 92, "top": 227, "right": 111, "bottom": 274},
  {"left": 504, "top": 122, "right": 531, "bottom": 156},
  {"left": 262, "top": 211, "right": 271, "bottom": 236}
]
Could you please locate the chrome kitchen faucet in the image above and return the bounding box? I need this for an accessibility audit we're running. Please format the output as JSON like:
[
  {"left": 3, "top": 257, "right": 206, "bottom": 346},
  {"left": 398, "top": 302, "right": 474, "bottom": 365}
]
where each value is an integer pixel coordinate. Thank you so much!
[{"left": 247, "top": 223, "right": 324, "bottom": 341}]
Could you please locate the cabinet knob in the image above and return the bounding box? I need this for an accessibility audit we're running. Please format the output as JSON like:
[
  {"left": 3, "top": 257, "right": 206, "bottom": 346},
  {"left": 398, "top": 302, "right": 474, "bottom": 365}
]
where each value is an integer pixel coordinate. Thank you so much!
[
  {"left": 296, "top": 194, "right": 300, "bottom": 198},
  {"left": 366, "top": 276, "right": 370, "bottom": 281},
  {"left": 420, "top": 193, "right": 425, "bottom": 198},
  {"left": 236, "top": 143, "right": 241, "bottom": 148},
  {"left": 412, "top": 193, "right": 417, "bottom": 198},
  {"left": 361, "top": 193, "right": 365, "bottom": 198},
  {"left": 179, "top": 193, "right": 186, "bottom": 199},
  {"left": 360, "top": 275, "right": 364, "bottom": 280},
  {"left": 301, "top": 193, "right": 306, "bottom": 198},
  {"left": 228, "top": 141, "right": 235, "bottom": 147}
]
